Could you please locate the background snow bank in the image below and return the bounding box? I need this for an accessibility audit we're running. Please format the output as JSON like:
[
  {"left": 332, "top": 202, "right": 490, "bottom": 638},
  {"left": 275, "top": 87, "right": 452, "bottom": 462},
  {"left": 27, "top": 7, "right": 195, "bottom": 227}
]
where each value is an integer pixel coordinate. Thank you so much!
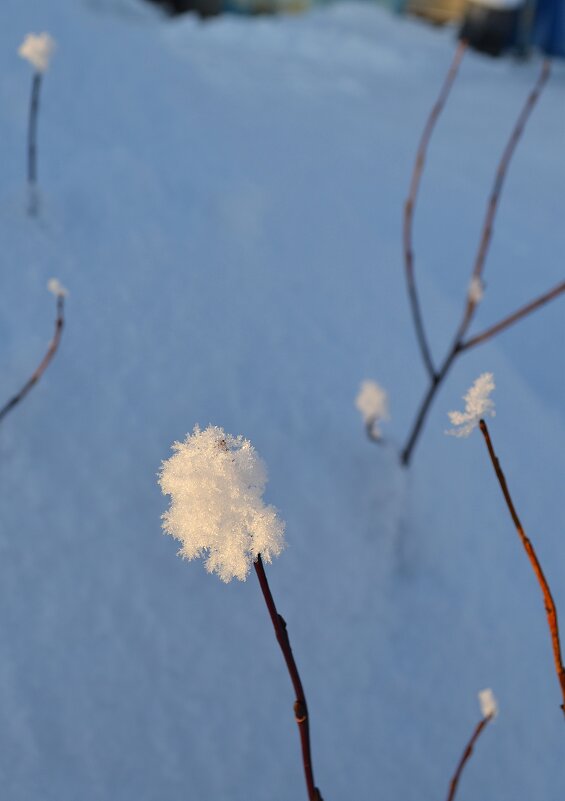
[{"left": 0, "top": 1, "right": 564, "bottom": 799}]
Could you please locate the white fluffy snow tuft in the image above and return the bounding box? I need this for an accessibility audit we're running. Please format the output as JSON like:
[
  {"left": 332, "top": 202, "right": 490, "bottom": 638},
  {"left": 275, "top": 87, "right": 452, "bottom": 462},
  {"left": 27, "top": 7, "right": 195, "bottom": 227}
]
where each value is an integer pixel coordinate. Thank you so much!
[
  {"left": 446, "top": 372, "right": 495, "bottom": 438},
  {"left": 467, "top": 276, "right": 485, "bottom": 304},
  {"left": 356, "top": 380, "right": 389, "bottom": 433},
  {"left": 47, "top": 278, "right": 68, "bottom": 297},
  {"left": 18, "top": 32, "right": 56, "bottom": 73},
  {"left": 478, "top": 688, "right": 498, "bottom": 719},
  {"left": 159, "top": 425, "right": 286, "bottom": 582}
]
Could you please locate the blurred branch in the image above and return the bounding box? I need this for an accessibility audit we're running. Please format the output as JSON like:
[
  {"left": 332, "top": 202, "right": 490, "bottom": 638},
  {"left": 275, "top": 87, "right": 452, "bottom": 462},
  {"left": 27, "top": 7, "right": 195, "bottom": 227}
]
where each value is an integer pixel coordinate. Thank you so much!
[
  {"left": 479, "top": 420, "right": 565, "bottom": 717},
  {"left": 460, "top": 278, "right": 565, "bottom": 351},
  {"left": 403, "top": 41, "right": 467, "bottom": 381},
  {"left": 400, "top": 58, "right": 551, "bottom": 467},
  {"left": 0, "top": 294, "right": 65, "bottom": 424}
]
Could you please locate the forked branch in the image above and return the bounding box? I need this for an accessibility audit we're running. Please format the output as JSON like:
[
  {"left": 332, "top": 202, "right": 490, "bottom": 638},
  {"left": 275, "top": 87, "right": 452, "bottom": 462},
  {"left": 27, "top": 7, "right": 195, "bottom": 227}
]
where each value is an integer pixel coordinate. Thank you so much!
[
  {"left": 0, "top": 293, "right": 65, "bottom": 424},
  {"left": 254, "top": 555, "right": 323, "bottom": 801},
  {"left": 460, "top": 278, "right": 565, "bottom": 352},
  {"left": 479, "top": 420, "right": 565, "bottom": 717},
  {"left": 399, "top": 58, "right": 553, "bottom": 467}
]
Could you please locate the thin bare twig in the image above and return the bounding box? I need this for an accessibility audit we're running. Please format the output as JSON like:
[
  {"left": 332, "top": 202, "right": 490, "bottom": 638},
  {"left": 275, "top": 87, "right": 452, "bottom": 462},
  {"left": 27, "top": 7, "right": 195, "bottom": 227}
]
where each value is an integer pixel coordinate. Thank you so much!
[
  {"left": 27, "top": 72, "right": 42, "bottom": 216},
  {"left": 254, "top": 555, "right": 323, "bottom": 801},
  {"left": 446, "top": 714, "right": 493, "bottom": 801},
  {"left": 460, "top": 278, "right": 565, "bottom": 352},
  {"left": 0, "top": 294, "right": 65, "bottom": 424},
  {"left": 403, "top": 40, "right": 467, "bottom": 381},
  {"left": 454, "top": 58, "right": 551, "bottom": 340},
  {"left": 479, "top": 420, "right": 565, "bottom": 717},
  {"left": 399, "top": 58, "right": 552, "bottom": 467}
]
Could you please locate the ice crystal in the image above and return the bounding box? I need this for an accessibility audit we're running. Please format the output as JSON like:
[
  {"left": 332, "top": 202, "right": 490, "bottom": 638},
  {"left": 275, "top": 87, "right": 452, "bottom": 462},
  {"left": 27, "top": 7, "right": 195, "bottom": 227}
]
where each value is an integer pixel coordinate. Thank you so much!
[
  {"left": 159, "top": 425, "right": 285, "bottom": 582},
  {"left": 18, "top": 33, "right": 56, "bottom": 73},
  {"left": 446, "top": 372, "right": 495, "bottom": 438}
]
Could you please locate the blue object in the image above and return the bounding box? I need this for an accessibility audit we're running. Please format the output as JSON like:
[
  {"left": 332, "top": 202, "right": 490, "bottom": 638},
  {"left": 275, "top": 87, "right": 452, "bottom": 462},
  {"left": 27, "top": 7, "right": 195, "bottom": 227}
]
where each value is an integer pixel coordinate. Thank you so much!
[{"left": 532, "top": 0, "right": 565, "bottom": 55}]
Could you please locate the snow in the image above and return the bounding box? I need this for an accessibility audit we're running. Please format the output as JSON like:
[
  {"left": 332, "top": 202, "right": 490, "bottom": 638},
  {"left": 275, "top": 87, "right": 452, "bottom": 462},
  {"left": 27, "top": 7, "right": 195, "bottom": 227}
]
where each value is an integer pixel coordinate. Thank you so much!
[
  {"left": 159, "top": 425, "right": 285, "bottom": 582},
  {"left": 447, "top": 371, "right": 495, "bottom": 437},
  {"left": 47, "top": 277, "right": 68, "bottom": 297},
  {"left": 18, "top": 32, "right": 56, "bottom": 73},
  {"left": 355, "top": 379, "right": 389, "bottom": 430},
  {"left": 479, "top": 688, "right": 498, "bottom": 719},
  {"left": 0, "top": 1, "right": 564, "bottom": 800}
]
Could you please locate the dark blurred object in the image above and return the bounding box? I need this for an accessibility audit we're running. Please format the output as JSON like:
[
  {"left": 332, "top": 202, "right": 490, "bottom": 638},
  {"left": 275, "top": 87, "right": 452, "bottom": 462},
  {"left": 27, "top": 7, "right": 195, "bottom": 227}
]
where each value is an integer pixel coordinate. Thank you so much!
[
  {"left": 459, "top": 0, "right": 524, "bottom": 55},
  {"left": 532, "top": 0, "right": 565, "bottom": 55},
  {"left": 146, "top": 0, "right": 222, "bottom": 16}
]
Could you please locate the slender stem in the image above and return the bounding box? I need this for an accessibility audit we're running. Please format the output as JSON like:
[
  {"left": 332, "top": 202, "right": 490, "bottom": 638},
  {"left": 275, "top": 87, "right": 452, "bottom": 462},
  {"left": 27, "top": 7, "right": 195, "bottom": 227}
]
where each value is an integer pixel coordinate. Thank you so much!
[
  {"left": 446, "top": 715, "right": 493, "bottom": 801},
  {"left": 479, "top": 420, "right": 565, "bottom": 717},
  {"left": 460, "top": 278, "right": 565, "bottom": 352},
  {"left": 403, "top": 40, "right": 467, "bottom": 381},
  {"left": 254, "top": 555, "right": 323, "bottom": 801},
  {"left": 27, "top": 72, "right": 42, "bottom": 215},
  {"left": 399, "top": 58, "right": 551, "bottom": 467},
  {"left": 456, "top": 58, "right": 551, "bottom": 339},
  {"left": 0, "top": 294, "right": 65, "bottom": 424}
]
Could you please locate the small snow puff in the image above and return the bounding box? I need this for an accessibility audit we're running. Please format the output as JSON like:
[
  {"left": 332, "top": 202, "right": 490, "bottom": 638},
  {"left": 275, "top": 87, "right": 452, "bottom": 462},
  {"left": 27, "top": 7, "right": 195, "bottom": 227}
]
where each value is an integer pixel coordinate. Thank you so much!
[
  {"left": 159, "top": 425, "right": 286, "bottom": 583},
  {"left": 18, "top": 33, "right": 56, "bottom": 73},
  {"left": 468, "top": 275, "right": 484, "bottom": 304},
  {"left": 47, "top": 278, "right": 68, "bottom": 298},
  {"left": 356, "top": 380, "right": 389, "bottom": 430},
  {"left": 446, "top": 372, "right": 495, "bottom": 438},
  {"left": 478, "top": 688, "right": 498, "bottom": 719}
]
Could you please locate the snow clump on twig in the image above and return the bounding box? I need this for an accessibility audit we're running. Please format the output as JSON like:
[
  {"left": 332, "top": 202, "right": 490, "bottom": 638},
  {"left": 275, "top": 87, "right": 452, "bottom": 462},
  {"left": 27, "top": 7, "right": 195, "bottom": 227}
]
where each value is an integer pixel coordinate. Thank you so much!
[
  {"left": 159, "top": 425, "right": 286, "bottom": 583},
  {"left": 18, "top": 33, "right": 56, "bottom": 73},
  {"left": 47, "top": 278, "right": 68, "bottom": 297},
  {"left": 446, "top": 372, "right": 495, "bottom": 438},
  {"left": 478, "top": 688, "right": 498, "bottom": 719},
  {"left": 356, "top": 380, "right": 389, "bottom": 434}
]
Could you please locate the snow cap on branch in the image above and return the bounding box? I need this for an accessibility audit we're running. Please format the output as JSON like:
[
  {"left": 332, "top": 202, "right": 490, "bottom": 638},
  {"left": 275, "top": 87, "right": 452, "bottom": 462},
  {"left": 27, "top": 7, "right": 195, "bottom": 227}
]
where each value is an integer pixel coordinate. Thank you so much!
[
  {"left": 478, "top": 688, "right": 498, "bottom": 719},
  {"left": 446, "top": 372, "right": 495, "bottom": 438},
  {"left": 18, "top": 33, "right": 56, "bottom": 73},
  {"left": 356, "top": 380, "right": 389, "bottom": 433},
  {"left": 159, "top": 425, "right": 286, "bottom": 583},
  {"left": 468, "top": 275, "right": 484, "bottom": 304},
  {"left": 47, "top": 278, "right": 68, "bottom": 297}
]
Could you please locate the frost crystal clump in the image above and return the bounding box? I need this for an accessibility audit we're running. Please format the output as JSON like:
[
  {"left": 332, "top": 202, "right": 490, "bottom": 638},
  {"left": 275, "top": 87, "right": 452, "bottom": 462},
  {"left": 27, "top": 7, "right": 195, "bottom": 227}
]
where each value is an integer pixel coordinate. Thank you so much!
[
  {"left": 18, "top": 33, "right": 56, "bottom": 73},
  {"left": 356, "top": 380, "right": 389, "bottom": 434},
  {"left": 446, "top": 372, "right": 495, "bottom": 438},
  {"left": 478, "top": 688, "right": 498, "bottom": 719},
  {"left": 159, "top": 426, "right": 286, "bottom": 583},
  {"left": 47, "top": 278, "right": 68, "bottom": 297}
]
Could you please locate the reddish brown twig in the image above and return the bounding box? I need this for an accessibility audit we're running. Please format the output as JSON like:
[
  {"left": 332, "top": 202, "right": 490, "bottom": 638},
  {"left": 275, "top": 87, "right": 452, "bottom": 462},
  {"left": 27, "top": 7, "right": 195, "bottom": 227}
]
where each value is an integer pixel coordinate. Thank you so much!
[
  {"left": 0, "top": 293, "right": 65, "bottom": 424},
  {"left": 460, "top": 278, "right": 565, "bottom": 351},
  {"left": 446, "top": 713, "right": 493, "bottom": 801},
  {"left": 479, "top": 420, "right": 565, "bottom": 717},
  {"left": 403, "top": 40, "right": 467, "bottom": 381},
  {"left": 399, "top": 58, "right": 552, "bottom": 467},
  {"left": 254, "top": 555, "right": 322, "bottom": 801}
]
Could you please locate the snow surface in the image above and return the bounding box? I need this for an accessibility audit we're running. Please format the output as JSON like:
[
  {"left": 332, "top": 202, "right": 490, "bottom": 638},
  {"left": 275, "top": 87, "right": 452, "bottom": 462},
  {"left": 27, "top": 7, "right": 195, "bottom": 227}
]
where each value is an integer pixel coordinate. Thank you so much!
[{"left": 0, "top": 1, "right": 564, "bottom": 800}]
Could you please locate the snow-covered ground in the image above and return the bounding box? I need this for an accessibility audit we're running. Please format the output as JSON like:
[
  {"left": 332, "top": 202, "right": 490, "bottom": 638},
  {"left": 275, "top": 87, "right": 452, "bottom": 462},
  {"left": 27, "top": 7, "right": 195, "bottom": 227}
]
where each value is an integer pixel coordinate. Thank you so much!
[{"left": 0, "top": 1, "right": 564, "bottom": 799}]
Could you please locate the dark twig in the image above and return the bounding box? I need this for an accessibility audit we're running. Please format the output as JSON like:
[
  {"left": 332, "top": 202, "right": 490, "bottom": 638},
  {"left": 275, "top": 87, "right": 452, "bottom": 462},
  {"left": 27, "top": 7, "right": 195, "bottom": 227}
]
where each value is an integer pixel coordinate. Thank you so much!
[
  {"left": 446, "top": 714, "right": 493, "bottom": 801},
  {"left": 460, "top": 278, "right": 565, "bottom": 352},
  {"left": 399, "top": 58, "right": 552, "bottom": 467},
  {"left": 479, "top": 420, "right": 565, "bottom": 717},
  {"left": 254, "top": 555, "right": 323, "bottom": 801},
  {"left": 27, "top": 72, "right": 42, "bottom": 216},
  {"left": 0, "top": 293, "right": 65, "bottom": 424},
  {"left": 403, "top": 40, "right": 467, "bottom": 381}
]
